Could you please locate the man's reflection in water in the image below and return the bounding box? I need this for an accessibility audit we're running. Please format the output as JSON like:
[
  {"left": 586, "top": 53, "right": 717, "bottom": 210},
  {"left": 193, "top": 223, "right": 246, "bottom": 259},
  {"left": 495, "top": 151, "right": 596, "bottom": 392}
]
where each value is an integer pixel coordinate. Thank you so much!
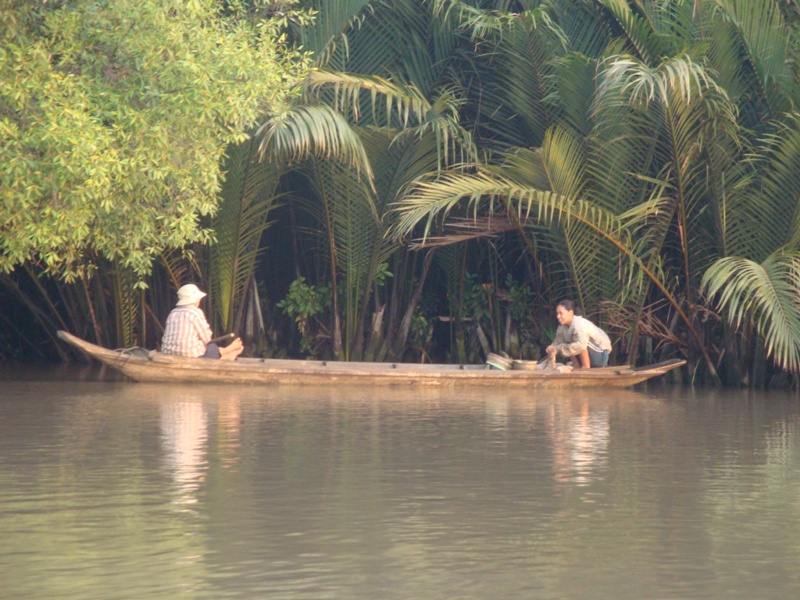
[
  {"left": 160, "top": 401, "right": 208, "bottom": 504},
  {"left": 551, "top": 400, "right": 610, "bottom": 485}
]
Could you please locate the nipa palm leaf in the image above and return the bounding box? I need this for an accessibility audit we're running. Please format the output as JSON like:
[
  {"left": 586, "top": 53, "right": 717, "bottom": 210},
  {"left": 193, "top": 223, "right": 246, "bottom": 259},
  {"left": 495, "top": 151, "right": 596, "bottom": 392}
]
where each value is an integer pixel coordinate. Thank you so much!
[
  {"left": 212, "top": 135, "right": 282, "bottom": 333},
  {"left": 702, "top": 251, "right": 800, "bottom": 373}
]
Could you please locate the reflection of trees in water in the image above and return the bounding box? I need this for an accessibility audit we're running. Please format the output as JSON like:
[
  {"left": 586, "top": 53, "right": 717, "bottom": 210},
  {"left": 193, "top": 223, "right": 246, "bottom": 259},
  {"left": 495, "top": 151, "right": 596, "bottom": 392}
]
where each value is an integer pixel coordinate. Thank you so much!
[{"left": 766, "top": 419, "right": 800, "bottom": 466}]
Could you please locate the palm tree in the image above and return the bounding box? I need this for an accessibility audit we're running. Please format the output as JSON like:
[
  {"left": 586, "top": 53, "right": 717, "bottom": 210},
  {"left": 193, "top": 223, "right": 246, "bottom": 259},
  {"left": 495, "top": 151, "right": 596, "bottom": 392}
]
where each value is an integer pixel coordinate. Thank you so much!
[
  {"left": 210, "top": 134, "right": 283, "bottom": 345},
  {"left": 255, "top": 0, "right": 477, "bottom": 359},
  {"left": 701, "top": 114, "right": 800, "bottom": 380},
  {"left": 387, "top": 0, "right": 800, "bottom": 383}
]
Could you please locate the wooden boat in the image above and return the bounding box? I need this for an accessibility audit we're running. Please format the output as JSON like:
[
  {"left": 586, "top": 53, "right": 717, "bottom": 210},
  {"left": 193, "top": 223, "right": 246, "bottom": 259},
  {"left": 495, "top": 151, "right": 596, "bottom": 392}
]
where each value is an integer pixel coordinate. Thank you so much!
[{"left": 57, "top": 330, "right": 685, "bottom": 388}]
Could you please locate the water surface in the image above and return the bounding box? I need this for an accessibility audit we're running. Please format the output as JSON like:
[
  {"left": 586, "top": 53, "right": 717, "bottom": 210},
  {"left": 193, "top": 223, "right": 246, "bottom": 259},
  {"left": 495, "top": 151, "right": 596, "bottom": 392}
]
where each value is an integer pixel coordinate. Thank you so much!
[{"left": 1, "top": 369, "right": 798, "bottom": 599}]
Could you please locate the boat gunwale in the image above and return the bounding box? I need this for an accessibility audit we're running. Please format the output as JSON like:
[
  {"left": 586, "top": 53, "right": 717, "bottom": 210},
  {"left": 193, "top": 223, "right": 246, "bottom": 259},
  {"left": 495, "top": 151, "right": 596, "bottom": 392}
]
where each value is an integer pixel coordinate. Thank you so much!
[{"left": 56, "top": 330, "right": 686, "bottom": 386}]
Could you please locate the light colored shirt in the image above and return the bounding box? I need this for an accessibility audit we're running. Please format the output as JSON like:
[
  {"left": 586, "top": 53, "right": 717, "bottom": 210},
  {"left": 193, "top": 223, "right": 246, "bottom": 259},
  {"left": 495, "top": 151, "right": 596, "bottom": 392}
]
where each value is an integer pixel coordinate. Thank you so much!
[
  {"left": 553, "top": 315, "right": 612, "bottom": 357},
  {"left": 160, "top": 306, "right": 212, "bottom": 357}
]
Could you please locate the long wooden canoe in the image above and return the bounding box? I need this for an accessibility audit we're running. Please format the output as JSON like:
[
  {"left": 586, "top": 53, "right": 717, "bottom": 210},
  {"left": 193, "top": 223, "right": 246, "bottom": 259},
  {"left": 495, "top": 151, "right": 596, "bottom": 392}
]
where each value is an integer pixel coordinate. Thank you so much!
[{"left": 57, "top": 330, "right": 685, "bottom": 388}]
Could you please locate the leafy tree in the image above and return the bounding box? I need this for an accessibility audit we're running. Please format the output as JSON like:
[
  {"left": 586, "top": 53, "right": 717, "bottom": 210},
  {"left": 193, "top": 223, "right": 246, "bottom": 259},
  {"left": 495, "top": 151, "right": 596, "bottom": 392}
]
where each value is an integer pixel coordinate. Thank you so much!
[{"left": 0, "top": 0, "right": 311, "bottom": 280}]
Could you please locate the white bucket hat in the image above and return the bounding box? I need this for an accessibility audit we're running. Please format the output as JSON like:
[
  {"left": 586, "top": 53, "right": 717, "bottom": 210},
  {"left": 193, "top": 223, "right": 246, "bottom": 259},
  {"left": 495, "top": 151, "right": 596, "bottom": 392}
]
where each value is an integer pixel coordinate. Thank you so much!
[{"left": 176, "top": 283, "right": 207, "bottom": 306}]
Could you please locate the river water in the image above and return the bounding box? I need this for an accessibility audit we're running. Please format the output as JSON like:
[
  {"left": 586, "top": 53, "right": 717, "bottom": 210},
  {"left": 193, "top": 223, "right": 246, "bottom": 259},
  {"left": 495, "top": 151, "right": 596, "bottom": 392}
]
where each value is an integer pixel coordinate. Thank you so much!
[{"left": 1, "top": 365, "right": 799, "bottom": 599}]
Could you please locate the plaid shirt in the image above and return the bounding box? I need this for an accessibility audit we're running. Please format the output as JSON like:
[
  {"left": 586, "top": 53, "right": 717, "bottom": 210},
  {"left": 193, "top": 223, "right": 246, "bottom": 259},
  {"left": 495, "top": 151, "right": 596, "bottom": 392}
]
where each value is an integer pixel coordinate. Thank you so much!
[{"left": 160, "top": 306, "right": 212, "bottom": 357}]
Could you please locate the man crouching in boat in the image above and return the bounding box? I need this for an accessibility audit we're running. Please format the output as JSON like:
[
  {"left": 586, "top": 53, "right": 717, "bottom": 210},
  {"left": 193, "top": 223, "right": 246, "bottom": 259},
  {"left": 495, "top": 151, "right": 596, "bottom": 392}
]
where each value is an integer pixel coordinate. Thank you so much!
[
  {"left": 160, "top": 284, "right": 244, "bottom": 360},
  {"left": 545, "top": 299, "right": 611, "bottom": 369}
]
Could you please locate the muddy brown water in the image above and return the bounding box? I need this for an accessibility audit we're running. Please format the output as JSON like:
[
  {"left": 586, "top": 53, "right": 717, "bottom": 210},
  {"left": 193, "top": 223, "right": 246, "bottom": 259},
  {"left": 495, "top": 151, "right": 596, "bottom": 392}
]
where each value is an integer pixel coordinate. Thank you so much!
[{"left": 1, "top": 365, "right": 798, "bottom": 599}]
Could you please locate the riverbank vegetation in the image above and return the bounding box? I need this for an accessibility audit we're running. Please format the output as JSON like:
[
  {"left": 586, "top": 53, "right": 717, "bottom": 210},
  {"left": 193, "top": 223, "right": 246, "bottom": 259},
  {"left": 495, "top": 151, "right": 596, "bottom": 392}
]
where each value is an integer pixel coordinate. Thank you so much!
[{"left": 3, "top": 0, "right": 800, "bottom": 387}]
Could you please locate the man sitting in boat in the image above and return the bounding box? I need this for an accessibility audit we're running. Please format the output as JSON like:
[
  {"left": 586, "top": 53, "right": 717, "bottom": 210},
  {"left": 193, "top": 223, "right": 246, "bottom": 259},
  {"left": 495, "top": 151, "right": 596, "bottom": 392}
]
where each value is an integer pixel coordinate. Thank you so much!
[
  {"left": 160, "top": 284, "right": 244, "bottom": 360},
  {"left": 545, "top": 299, "right": 611, "bottom": 368}
]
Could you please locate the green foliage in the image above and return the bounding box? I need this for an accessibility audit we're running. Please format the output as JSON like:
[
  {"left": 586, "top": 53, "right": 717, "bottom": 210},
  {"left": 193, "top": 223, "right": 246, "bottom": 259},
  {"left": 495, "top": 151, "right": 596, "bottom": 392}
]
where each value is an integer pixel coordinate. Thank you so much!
[
  {"left": 408, "top": 307, "right": 433, "bottom": 353},
  {"left": 277, "top": 276, "right": 331, "bottom": 355},
  {"left": 373, "top": 262, "right": 393, "bottom": 287},
  {"left": 463, "top": 273, "right": 491, "bottom": 324},
  {"left": 458, "top": 271, "right": 537, "bottom": 358},
  {"left": 503, "top": 275, "right": 534, "bottom": 322},
  {"left": 212, "top": 134, "right": 282, "bottom": 333},
  {"left": 0, "top": 0, "right": 311, "bottom": 280},
  {"left": 702, "top": 252, "right": 800, "bottom": 373},
  {"left": 278, "top": 277, "right": 329, "bottom": 321}
]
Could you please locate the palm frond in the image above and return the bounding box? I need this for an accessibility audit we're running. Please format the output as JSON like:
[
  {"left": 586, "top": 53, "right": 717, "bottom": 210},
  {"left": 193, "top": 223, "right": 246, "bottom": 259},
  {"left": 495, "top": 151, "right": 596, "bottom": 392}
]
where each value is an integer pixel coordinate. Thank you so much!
[
  {"left": 479, "top": 128, "right": 612, "bottom": 308},
  {"left": 547, "top": 52, "right": 598, "bottom": 137},
  {"left": 299, "top": 154, "right": 378, "bottom": 358},
  {"left": 385, "top": 125, "right": 445, "bottom": 195},
  {"left": 361, "top": 0, "right": 441, "bottom": 91},
  {"left": 294, "top": 0, "right": 378, "bottom": 67},
  {"left": 393, "top": 87, "right": 478, "bottom": 168},
  {"left": 305, "top": 69, "right": 476, "bottom": 170},
  {"left": 408, "top": 214, "right": 518, "bottom": 249},
  {"left": 392, "top": 168, "right": 639, "bottom": 248},
  {"left": 486, "top": 16, "right": 566, "bottom": 147},
  {"left": 644, "top": 0, "right": 698, "bottom": 47},
  {"left": 544, "top": 0, "right": 614, "bottom": 57},
  {"left": 702, "top": 251, "right": 800, "bottom": 372},
  {"left": 451, "top": 9, "right": 567, "bottom": 150},
  {"left": 592, "top": 52, "right": 740, "bottom": 297},
  {"left": 594, "top": 0, "right": 669, "bottom": 64},
  {"left": 257, "top": 103, "right": 374, "bottom": 184},
  {"left": 303, "top": 69, "right": 431, "bottom": 128},
  {"left": 213, "top": 135, "right": 282, "bottom": 332},
  {"left": 157, "top": 248, "right": 202, "bottom": 292},
  {"left": 432, "top": 0, "right": 566, "bottom": 44},
  {"left": 595, "top": 53, "right": 720, "bottom": 110},
  {"left": 732, "top": 115, "right": 800, "bottom": 260},
  {"left": 709, "top": 0, "right": 795, "bottom": 119}
]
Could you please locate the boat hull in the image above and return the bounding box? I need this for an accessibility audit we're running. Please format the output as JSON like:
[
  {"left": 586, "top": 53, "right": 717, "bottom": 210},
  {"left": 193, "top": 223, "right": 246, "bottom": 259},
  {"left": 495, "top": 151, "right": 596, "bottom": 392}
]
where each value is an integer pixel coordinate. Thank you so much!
[{"left": 57, "top": 331, "right": 685, "bottom": 388}]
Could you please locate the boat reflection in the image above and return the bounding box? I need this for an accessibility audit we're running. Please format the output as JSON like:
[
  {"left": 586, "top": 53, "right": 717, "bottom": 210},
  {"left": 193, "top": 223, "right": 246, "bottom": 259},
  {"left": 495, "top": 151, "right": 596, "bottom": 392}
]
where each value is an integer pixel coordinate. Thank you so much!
[{"left": 141, "top": 383, "right": 660, "bottom": 495}]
